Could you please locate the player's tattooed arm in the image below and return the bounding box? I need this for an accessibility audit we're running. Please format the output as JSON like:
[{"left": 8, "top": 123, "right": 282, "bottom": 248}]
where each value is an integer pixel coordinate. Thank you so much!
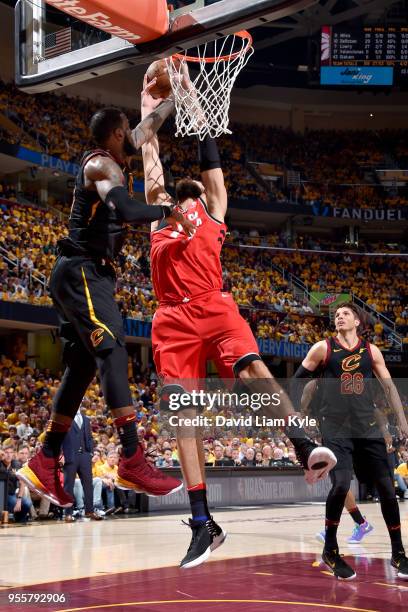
[
  {"left": 373, "top": 407, "right": 393, "bottom": 449},
  {"left": 84, "top": 155, "right": 124, "bottom": 202},
  {"left": 132, "top": 98, "right": 174, "bottom": 149},
  {"left": 83, "top": 155, "right": 192, "bottom": 231},
  {"left": 371, "top": 344, "right": 408, "bottom": 438},
  {"left": 142, "top": 136, "right": 172, "bottom": 206},
  {"left": 142, "top": 135, "right": 174, "bottom": 231},
  {"left": 132, "top": 79, "right": 175, "bottom": 149},
  {"left": 139, "top": 76, "right": 175, "bottom": 228},
  {"left": 300, "top": 379, "right": 318, "bottom": 416}
]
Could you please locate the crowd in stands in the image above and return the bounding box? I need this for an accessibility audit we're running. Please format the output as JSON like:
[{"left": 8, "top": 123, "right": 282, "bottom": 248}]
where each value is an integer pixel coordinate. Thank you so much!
[
  {"left": 2, "top": 79, "right": 408, "bottom": 207},
  {"left": 242, "top": 124, "right": 408, "bottom": 210},
  {"left": 0, "top": 80, "right": 265, "bottom": 201},
  {"left": 0, "top": 356, "right": 303, "bottom": 521},
  {"left": 0, "top": 195, "right": 406, "bottom": 343},
  {"left": 1, "top": 354, "right": 408, "bottom": 522}
]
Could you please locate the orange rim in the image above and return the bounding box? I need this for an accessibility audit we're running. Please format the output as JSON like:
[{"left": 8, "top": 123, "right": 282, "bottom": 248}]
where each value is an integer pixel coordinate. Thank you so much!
[{"left": 172, "top": 30, "right": 253, "bottom": 64}]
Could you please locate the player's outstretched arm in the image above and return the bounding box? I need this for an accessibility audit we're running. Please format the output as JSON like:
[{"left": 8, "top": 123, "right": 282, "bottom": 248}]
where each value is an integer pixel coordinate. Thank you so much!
[
  {"left": 198, "top": 136, "right": 227, "bottom": 222},
  {"left": 131, "top": 89, "right": 175, "bottom": 150},
  {"left": 84, "top": 155, "right": 193, "bottom": 235},
  {"left": 142, "top": 136, "right": 173, "bottom": 232},
  {"left": 370, "top": 343, "right": 408, "bottom": 438},
  {"left": 140, "top": 73, "right": 174, "bottom": 229},
  {"left": 142, "top": 136, "right": 172, "bottom": 206},
  {"left": 301, "top": 379, "right": 318, "bottom": 416}
]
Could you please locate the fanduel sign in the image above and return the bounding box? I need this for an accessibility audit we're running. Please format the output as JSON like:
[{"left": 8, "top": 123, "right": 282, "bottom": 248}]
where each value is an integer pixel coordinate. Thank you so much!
[{"left": 332, "top": 207, "right": 406, "bottom": 221}]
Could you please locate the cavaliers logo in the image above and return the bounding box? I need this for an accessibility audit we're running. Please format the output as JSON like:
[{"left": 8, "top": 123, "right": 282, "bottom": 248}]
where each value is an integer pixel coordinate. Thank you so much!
[
  {"left": 341, "top": 354, "right": 362, "bottom": 372},
  {"left": 90, "top": 328, "right": 104, "bottom": 348}
]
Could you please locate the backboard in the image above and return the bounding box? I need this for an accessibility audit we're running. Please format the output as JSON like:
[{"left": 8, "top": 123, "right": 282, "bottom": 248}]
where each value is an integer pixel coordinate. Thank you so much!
[{"left": 15, "top": 0, "right": 318, "bottom": 93}]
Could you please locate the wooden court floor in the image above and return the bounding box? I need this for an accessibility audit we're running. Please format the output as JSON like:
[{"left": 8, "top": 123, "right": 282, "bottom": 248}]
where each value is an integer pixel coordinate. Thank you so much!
[{"left": 0, "top": 502, "right": 407, "bottom": 612}]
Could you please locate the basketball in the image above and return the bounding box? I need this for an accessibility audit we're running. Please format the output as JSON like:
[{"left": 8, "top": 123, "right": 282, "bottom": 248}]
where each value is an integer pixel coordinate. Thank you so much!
[{"left": 146, "top": 59, "right": 172, "bottom": 99}]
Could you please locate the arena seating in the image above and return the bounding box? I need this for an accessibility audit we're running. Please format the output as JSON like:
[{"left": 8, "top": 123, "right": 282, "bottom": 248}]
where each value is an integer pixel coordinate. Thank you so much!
[
  {"left": 1, "top": 80, "right": 408, "bottom": 207},
  {"left": 0, "top": 197, "right": 406, "bottom": 345},
  {"left": 0, "top": 357, "right": 301, "bottom": 500}
]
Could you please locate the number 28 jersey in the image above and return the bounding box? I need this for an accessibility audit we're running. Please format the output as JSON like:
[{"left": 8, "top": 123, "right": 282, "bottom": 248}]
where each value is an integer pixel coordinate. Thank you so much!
[{"left": 150, "top": 197, "right": 226, "bottom": 304}]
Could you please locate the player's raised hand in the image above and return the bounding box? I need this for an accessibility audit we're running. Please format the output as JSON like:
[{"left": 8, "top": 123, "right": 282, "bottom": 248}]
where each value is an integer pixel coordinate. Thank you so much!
[
  {"left": 176, "top": 58, "right": 194, "bottom": 92},
  {"left": 141, "top": 73, "right": 169, "bottom": 117},
  {"left": 164, "top": 206, "right": 196, "bottom": 238}
]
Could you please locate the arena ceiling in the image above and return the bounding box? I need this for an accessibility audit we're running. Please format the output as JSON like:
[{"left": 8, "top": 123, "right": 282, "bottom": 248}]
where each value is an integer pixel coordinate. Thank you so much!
[
  {"left": 241, "top": 0, "right": 408, "bottom": 88},
  {"left": 2, "top": 1, "right": 406, "bottom": 88},
  {"left": 0, "top": 0, "right": 407, "bottom": 93}
]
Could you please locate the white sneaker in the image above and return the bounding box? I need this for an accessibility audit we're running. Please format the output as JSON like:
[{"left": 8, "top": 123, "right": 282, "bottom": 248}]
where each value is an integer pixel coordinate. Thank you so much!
[{"left": 305, "top": 447, "right": 337, "bottom": 484}]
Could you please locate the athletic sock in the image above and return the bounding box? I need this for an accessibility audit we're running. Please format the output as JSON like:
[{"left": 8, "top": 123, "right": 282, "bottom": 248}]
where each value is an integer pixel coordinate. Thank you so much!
[
  {"left": 43, "top": 419, "right": 71, "bottom": 458},
  {"left": 378, "top": 490, "right": 405, "bottom": 556},
  {"left": 113, "top": 413, "right": 138, "bottom": 458},
  {"left": 324, "top": 518, "right": 340, "bottom": 550},
  {"left": 388, "top": 523, "right": 405, "bottom": 557},
  {"left": 188, "top": 483, "right": 210, "bottom": 524},
  {"left": 348, "top": 506, "right": 365, "bottom": 525}
]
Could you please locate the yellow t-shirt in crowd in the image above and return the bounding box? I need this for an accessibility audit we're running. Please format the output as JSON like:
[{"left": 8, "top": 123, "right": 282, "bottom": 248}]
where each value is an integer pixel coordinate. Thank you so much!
[
  {"left": 92, "top": 459, "right": 105, "bottom": 478},
  {"left": 95, "top": 462, "right": 117, "bottom": 479},
  {"left": 6, "top": 412, "right": 18, "bottom": 424},
  {"left": 0, "top": 421, "right": 9, "bottom": 433},
  {"left": 395, "top": 463, "right": 408, "bottom": 479}
]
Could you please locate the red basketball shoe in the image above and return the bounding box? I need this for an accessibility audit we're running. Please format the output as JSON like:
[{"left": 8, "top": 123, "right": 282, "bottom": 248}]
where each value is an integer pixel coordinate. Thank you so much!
[
  {"left": 17, "top": 450, "right": 73, "bottom": 508},
  {"left": 116, "top": 445, "right": 183, "bottom": 496}
]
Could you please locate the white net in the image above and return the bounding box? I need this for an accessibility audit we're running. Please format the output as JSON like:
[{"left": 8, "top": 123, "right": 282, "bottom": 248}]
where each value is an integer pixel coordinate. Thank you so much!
[{"left": 167, "top": 32, "right": 254, "bottom": 140}]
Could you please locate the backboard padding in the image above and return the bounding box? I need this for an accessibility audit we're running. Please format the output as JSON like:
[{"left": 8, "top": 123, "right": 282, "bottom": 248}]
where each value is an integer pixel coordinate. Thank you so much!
[{"left": 15, "top": 0, "right": 318, "bottom": 92}]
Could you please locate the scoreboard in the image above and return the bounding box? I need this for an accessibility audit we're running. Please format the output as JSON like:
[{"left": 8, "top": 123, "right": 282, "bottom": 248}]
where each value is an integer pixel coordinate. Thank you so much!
[{"left": 320, "top": 26, "right": 408, "bottom": 86}]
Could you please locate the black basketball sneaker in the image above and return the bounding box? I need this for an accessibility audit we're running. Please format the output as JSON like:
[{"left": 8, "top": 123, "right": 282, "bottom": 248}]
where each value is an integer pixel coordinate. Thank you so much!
[
  {"left": 322, "top": 548, "right": 356, "bottom": 580},
  {"left": 391, "top": 552, "right": 408, "bottom": 579},
  {"left": 180, "top": 516, "right": 227, "bottom": 569}
]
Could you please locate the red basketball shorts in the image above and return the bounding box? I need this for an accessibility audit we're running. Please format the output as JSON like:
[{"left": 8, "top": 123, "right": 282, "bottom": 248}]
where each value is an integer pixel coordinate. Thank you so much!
[{"left": 152, "top": 291, "right": 260, "bottom": 383}]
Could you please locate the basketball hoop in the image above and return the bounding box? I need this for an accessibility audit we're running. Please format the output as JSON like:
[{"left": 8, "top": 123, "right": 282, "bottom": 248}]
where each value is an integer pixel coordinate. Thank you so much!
[{"left": 167, "top": 31, "right": 254, "bottom": 140}]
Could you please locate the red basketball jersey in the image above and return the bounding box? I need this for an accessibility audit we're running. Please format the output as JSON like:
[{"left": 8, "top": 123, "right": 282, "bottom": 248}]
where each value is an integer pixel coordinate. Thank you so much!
[{"left": 150, "top": 198, "right": 227, "bottom": 303}]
